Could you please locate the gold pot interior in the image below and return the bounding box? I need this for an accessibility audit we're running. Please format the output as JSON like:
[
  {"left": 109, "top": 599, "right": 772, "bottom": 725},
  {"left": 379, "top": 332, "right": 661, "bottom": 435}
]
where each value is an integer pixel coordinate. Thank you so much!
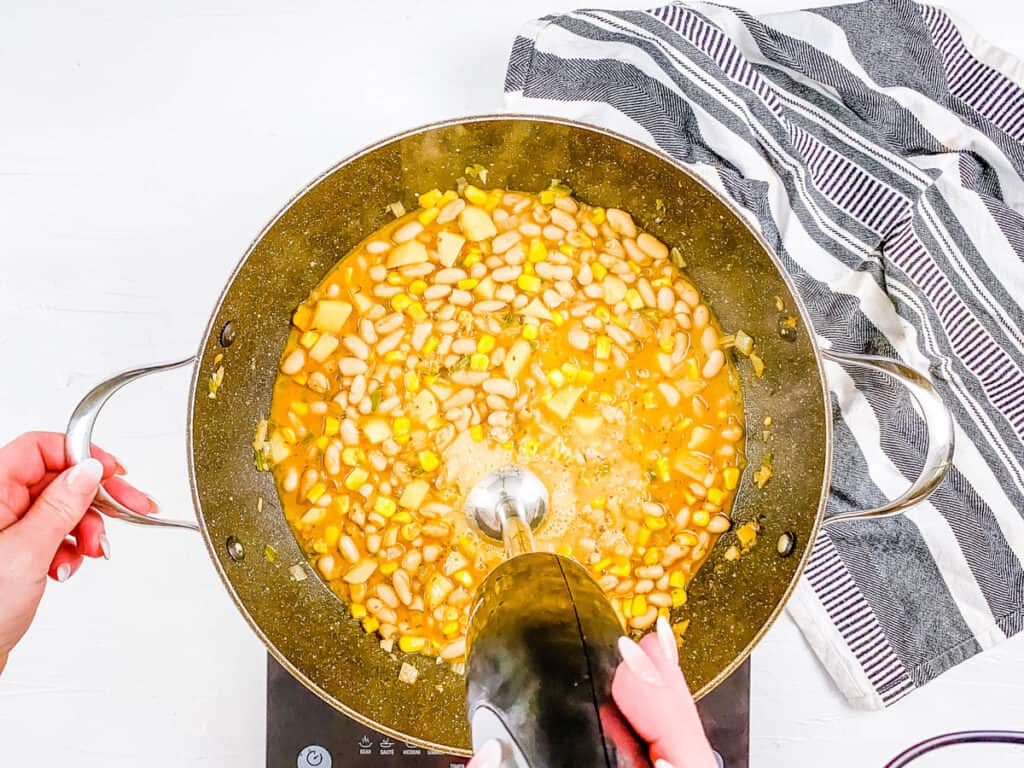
[{"left": 188, "top": 117, "right": 829, "bottom": 754}]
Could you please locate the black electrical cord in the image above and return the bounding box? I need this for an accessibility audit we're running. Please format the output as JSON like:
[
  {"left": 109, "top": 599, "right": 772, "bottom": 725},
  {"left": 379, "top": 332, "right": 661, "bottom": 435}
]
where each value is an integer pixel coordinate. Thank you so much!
[{"left": 885, "top": 730, "right": 1024, "bottom": 767}]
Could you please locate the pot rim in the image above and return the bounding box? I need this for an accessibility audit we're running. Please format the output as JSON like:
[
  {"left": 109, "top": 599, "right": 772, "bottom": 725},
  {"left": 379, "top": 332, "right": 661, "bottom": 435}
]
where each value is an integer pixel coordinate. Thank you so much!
[{"left": 185, "top": 113, "right": 832, "bottom": 737}]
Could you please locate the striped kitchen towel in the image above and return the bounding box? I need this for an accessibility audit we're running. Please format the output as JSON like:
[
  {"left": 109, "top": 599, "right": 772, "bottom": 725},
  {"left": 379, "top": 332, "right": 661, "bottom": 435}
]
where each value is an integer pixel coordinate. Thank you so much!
[{"left": 505, "top": 0, "right": 1024, "bottom": 708}]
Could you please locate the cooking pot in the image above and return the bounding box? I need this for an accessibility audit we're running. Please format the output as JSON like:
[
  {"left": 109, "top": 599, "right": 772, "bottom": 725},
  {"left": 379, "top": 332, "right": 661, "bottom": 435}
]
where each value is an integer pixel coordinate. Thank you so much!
[{"left": 65, "top": 116, "right": 954, "bottom": 756}]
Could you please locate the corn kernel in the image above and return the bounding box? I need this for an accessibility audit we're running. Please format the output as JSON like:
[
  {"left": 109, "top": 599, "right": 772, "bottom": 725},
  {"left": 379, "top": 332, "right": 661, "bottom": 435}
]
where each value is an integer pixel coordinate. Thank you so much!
[
  {"left": 471, "top": 335, "right": 494, "bottom": 355},
  {"left": 706, "top": 488, "right": 724, "bottom": 505},
  {"left": 643, "top": 547, "right": 661, "bottom": 565},
  {"left": 391, "top": 293, "right": 413, "bottom": 312},
  {"left": 324, "top": 525, "right": 341, "bottom": 548},
  {"left": 417, "top": 207, "right": 439, "bottom": 226},
  {"left": 341, "top": 447, "right": 359, "bottom": 467},
  {"left": 400, "top": 522, "right": 421, "bottom": 541},
  {"left": 669, "top": 571, "right": 686, "bottom": 588},
  {"left": 559, "top": 244, "right": 576, "bottom": 257},
  {"left": 299, "top": 330, "right": 320, "bottom": 349},
  {"left": 386, "top": 272, "right": 403, "bottom": 286},
  {"left": 521, "top": 324, "right": 539, "bottom": 340},
  {"left": 624, "top": 288, "right": 644, "bottom": 310},
  {"left": 547, "top": 369, "right": 566, "bottom": 388},
  {"left": 303, "top": 483, "right": 326, "bottom": 504},
  {"left": 458, "top": 278, "right": 479, "bottom": 290},
  {"left": 315, "top": 436, "right": 329, "bottom": 451},
  {"left": 592, "top": 557, "right": 612, "bottom": 572},
  {"left": 692, "top": 509, "right": 710, "bottom": 527},
  {"left": 335, "top": 496, "right": 350, "bottom": 515},
  {"left": 628, "top": 260, "right": 641, "bottom": 274},
  {"left": 686, "top": 358, "right": 700, "bottom": 380},
  {"left": 595, "top": 306, "right": 611, "bottom": 323},
  {"left": 636, "top": 527, "right": 652, "bottom": 547},
  {"left": 595, "top": 336, "right": 611, "bottom": 360},
  {"left": 418, "top": 188, "right": 442, "bottom": 208},
  {"left": 592, "top": 262, "right": 608, "bottom": 281},
  {"left": 463, "top": 250, "right": 482, "bottom": 267},
  {"left": 517, "top": 273, "right": 542, "bottom": 292},
  {"left": 470, "top": 353, "right": 490, "bottom": 371},
  {"left": 453, "top": 569, "right": 474, "bottom": 588},
  {"left": 351, "top": 603, "right": 368, "bottom": 619},
  {"left": 290, "top": 401, "right": 309, "bottom": 416},
  {"left": 392, "top": 417, "right": 411, "bottom": 438},
  {"left": 419, "top": 451, "right": 440, "bottom": 472},
  {"left": 362, "top": 616, "right": 381, "bottom": 633},
  {"left": 642, "top": 391, "right": 656, "bottom": 408},
  {"left": 723, "top": 467, "right": 739, "bottom": 490},
  {"left": 407, "top": 302, "right": 427, "bottom": 323},
  {"left": 426, "top": 415, "right": 446, "bottom": 431},
  {"left": 399, "top": 635, "right": 427, "bottom": 654},
  {"left": 441, "top": 621, "right": 460, "bottom": 636},
  {"left": 470, "top": 425, "right": 484, "bottom": 442},
  {"left": 374, "top": 497, "right": 397, "bottom": 517},
  {"left": 464, "top": 185, "right": 487, "bottom": 205},
  {"left": 632, "top": 595, "right": 647, "bottom": 616},
  {"left": 292, "top": 304, "right": 314, "bottom": 331},
  {"left": 645, "top": 516, "right": 667, "bottom": 531},
  {"left": 323, "top": 416, "right": 340, "bottom": 436},
  {"left": 457, "top": 310, "right": 474, "bottom": 326},
  {"left": 551, "top": 311, "right": 565, "bottom": 326},
  {"left": 521, "top": 438, "right": 540, "bottom": 457},
  {"left": 577, "top": 369, "right": 595, "bottom": 386},
  {"left": 672, "top": 589, "right": 688, "bottom": 607},
  {"left": 590, "top": 208, "right": 606, "bottom": 225},
  {"left": 609, "top": 561, "right": 632, "bottom": 578},
  {"left": 384, "top": 350, "right": 405, "bottom": 362},
  {"left": 678, "top": 531, "right": 699, "bottom": 546},
  {"left": 292, "top": 373, "right": 308, "bottom": 386},
  {"left": 407, "top": 279, "right": 428, "bottom": 296},
  {"left": 378, "top": 560, "right": 399, "bottom": 576},
  {"left": 623, "top": 596, "right": 634, "bottom": 618},
  {"left": 344, "top": 468, "right": 369, "bottom": 491},
  {"left": 591, "top": 496, "right": 606, "bottom": 509},
  {"left": 528, "top": 238, "right": 548, "bottom": 262},
  {"left": 653, "top": 456, "right": 671, "bottom": 483},
  {"left": 422, "top": 336, "right": 439, "bottom": 356},
  {"left": 556, "top": 544, "right": 573, "bottom": 557}
]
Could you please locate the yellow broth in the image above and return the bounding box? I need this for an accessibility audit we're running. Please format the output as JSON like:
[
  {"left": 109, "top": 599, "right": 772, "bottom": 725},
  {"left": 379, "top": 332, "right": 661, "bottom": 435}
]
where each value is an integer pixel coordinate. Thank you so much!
[{"left": 261, "top": 185, "right": 745, "bottom": 664}]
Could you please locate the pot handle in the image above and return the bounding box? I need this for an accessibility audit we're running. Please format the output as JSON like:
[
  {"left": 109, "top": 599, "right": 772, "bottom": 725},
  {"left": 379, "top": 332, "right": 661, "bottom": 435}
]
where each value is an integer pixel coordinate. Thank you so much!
[
  {"left": 65, "top": 356, "right": 199, "bottom": 532},
  {"left": 820, "top": 350, "right": 955, "bottom": 526}
]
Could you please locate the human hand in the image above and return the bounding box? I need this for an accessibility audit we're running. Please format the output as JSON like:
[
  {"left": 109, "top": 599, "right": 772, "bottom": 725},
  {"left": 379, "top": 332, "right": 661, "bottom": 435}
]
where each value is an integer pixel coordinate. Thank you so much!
[
  {"left": 0, "top": 432, "right": 155, "bottom": 675},
  {"left": 466, "top": 614, "right": 717, "bottom": 768},
  {"left": 611, "top": 616, "right": 717, "bottom": 768}
]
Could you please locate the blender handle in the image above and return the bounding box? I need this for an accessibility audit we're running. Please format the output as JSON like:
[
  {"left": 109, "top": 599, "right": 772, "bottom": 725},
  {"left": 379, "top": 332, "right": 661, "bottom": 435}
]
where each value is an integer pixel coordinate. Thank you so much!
[
  {"left": 820, "top": 350, "right": 955, "bottom": 525},
  {"left": 65, "top": 356, "right": 199, "bottom": 532}
]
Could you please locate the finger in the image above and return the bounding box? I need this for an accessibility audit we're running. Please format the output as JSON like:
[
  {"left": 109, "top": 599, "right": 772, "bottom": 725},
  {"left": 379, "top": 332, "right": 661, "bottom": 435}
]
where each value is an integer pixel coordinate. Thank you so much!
[
  {"left": 72, "top": 509, "right": 109, "bottom": 559},
  {"left": 48, "top": 538, "right": 85, "bottom": 582},
  {"left": 0, "top": 431, "right": 122, "bottom": 488},
  {"left": 612, "top": 634, "right": 716, "bottom": 768},
  {"left": 104, "top": 476, "right": 158, "bottom": 515},
  {"left": 466, "top": 739, "right": 503, "bottom": 768},
  {"left": 10, "top": 458, "right": 104, "bottom": 571}
]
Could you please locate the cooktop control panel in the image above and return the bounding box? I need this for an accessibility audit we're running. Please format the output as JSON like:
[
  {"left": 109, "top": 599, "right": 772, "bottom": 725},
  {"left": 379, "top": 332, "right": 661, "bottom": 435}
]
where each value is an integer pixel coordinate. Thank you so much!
[{"left": 268, "top": 656, "right": 747, "bottom": 767}]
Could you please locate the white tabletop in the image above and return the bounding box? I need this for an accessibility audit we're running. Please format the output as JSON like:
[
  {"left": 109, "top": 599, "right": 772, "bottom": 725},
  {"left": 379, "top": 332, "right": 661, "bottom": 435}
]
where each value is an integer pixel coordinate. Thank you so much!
[{"left": 2, "top": 1, "right": 1024, "bottom": 765}]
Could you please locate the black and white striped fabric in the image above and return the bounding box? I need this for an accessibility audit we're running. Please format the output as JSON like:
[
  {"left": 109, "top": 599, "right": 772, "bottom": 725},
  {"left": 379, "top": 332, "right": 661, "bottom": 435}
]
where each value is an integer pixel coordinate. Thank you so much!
[{"left": 505, "top": 0, "right": 1024, "bottom": 708}]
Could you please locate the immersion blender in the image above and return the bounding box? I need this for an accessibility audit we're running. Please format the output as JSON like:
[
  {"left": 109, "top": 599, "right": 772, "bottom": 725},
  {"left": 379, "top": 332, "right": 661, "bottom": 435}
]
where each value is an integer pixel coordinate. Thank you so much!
[{"left": 461, "top": 465, "right": 652, "bottom": 768}]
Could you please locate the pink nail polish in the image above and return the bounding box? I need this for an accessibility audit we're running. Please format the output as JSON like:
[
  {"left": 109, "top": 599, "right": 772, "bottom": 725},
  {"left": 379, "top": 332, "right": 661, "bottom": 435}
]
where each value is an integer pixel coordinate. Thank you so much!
[
  {"left": 147, "top": 496, "right": 160, "bottom": 515},
  {"left": 471, "top": 738, "right": 503, "bottom": 768},
  {"left": 99, "top": 534, "right": 111, "bottom": 560},
  {"left": 656, "top": 615, "right": 678, "bottom": 664},
  {"left": 56, "top": 563, "right": 71, "bottom": 582},
  {"left": 65, "top": 458, "right": 103, "bottom": 492},
  {"left": 617, "top": 636, "right": 663, "bottom": 686}
]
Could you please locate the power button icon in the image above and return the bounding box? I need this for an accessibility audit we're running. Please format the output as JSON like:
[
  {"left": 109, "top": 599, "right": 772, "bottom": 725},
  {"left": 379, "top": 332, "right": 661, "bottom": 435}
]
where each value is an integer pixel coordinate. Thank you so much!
[{"left": 297, "top": 745, "right": 332, "bottom": 768}]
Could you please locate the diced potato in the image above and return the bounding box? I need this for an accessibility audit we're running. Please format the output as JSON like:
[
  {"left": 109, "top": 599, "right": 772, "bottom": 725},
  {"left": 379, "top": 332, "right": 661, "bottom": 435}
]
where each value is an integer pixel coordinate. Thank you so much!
[
  {"left": 521, "top": 298, "right": 553, "bottom": 321},
  {"left": 352, "top": 291, "right": 374, "bottom": 314},
  {"left": 437, "top": 231, "right": 465, "bottom": 267},
  {"left": 545, "top": 386, "right": 584, "bottom": 420},
  {"left": 458, "top": 206, "right": 497, "bottom": 241},
  {"left": 363, "top": 417, "right": 391, "bottom": 444},
  {"left": 573, "top": 414, "right": 604, "bottom": 436},
  {"left": 409, "top": 390, "right": 438, "bottom": 424},
  {"left": 443, "top": 550, "right": 469, "bottom": 577},
  {"left": 387, "top": 240, "right": 429, "bottom": 269},
  {"left": 269, "top": 431, "right": 290, "bottom": 463},
  {"left": 311, "top": 300, "right": 352, "bottom": 333},
  {"left": 673, "top": 450, "right": 711, "bottom": 481},
  {"left": 474, "top": 276, "right": 496, "bottom": 300},
  {"left": 603, "top": 276, "right": 628, "bottom": 304},
  {"left": 399, "top": 479, "right": 430, "bottom": 510},
  {"left": 426, "top": 574, "right": 454, "bottom": 608},
  {"left": 308, "top": 333, "right": 340, "bottom": 363},
  {"left": 504, "top": 339, "right": 533, "bottom": 380},
  {"left": 687, "top": 425, "right": 712, "bottom": 451}
]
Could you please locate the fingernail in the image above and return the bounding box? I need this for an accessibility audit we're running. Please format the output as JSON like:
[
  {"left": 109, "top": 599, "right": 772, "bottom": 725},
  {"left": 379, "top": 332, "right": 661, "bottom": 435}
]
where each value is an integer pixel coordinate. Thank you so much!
[
  {"left": 114, "top": 458, "right": 127, "bottom": 476},
  {"left": 99, "top": 534, "right": 111, "bottom": 560},
  {"left": 147, "top": 496, "right": 160, "bottom": 515},
  {"left": 656, "top": 615, "right": 678, "bottom": 664},
  {"left": 655, "top": 760, "right": 675, "bottom": 768},
  {"left": 472, "top": 738, "right": 503, "bottom": 768},
  {"left": 56, "top": 563, "right": 71, "bottom": 582},
  {"left": 618, "top": 635, "right": 663, "bottom": 686},
  {"left": 65, "top": 458, "right": 103, "bottom": 492}
]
